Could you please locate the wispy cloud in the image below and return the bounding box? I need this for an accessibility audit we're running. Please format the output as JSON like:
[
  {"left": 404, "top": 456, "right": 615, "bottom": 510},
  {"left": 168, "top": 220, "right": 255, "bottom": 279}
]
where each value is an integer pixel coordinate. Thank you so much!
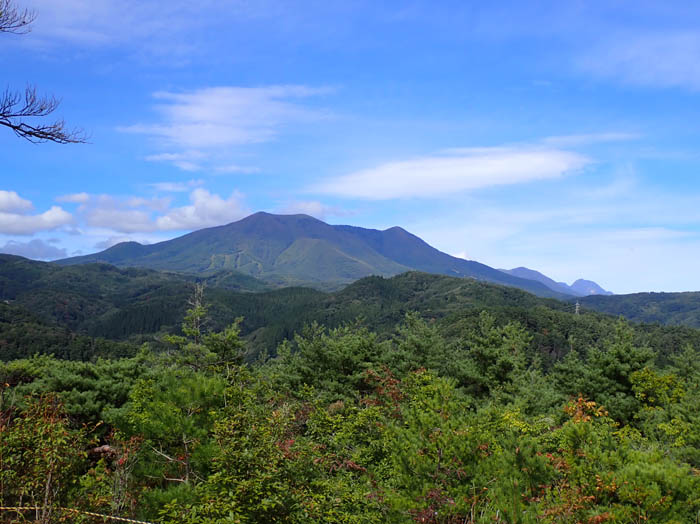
[
  {"left": 147, "top": 180, "right": 203, "bottom": 193},
  {"left": 24, "top": 0, "right": 221, "bottom": 53},
  {"left": 122, "top": 85, "right": 330, "bottom": 171},
  {"left": 214, "top": 164, "right": 261, "bottom": 175},
  {"left": 312, "top": 146, "right": 590, "bottom": 200},
  {"left": 275, "top": 200, "right": 352, "bottom": 221},
  {"left": 542, "top": 133, "right": 640, "bottom": 147},
  {"left": 411, "top": 178, "right": 700, "bottom": 294},
  {"left": 145, "top": 152, "right": 207, "bottom": 172},
  {"left": 579, "top": 32, "right": 700, "bottom": 90},
  {"left": 56, "top": 192, "right": 91, "bottom": 204}
]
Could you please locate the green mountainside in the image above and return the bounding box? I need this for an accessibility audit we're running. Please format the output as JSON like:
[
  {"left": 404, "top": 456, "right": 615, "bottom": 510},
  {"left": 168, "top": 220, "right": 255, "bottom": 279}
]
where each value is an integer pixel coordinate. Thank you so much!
[
  {"left": 581, "top": 291, "right": 700, "bottom": 327},
  {"left": 56, "top": 212, "right": 568, "bottom": 298},
  {"left": 3, "top": 255, "right": 700, "bottom": 366},
  {"left": 4, "top": 252, "right": 700, "bottom": 522},
  {"left": 0, "top": 254, "right": 269, "bottom": 339},
  {"left": 3, "top": 262, "right": 700, "bottom": 523}
]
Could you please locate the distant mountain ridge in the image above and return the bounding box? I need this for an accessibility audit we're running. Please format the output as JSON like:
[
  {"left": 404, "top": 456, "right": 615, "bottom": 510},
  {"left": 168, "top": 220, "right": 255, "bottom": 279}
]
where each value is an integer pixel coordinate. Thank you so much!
[
  {"left": 499, "top": 267, "right": 612, "bottom": 297},
  {"left": 57, "top": 212, "right": 569, "bottom": 298}
]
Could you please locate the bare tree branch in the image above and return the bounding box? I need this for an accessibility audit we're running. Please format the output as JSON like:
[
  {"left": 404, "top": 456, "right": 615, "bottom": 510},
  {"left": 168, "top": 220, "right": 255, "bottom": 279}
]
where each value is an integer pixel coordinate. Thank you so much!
[
  {"left": 0, "top": 86, "right": 87, "bottom": 144},
  {"left": 1, "top": 1, "right": 87, "bottom": 144},
  {"left": 0, "top": 0, "right": 35, "bottom": 34}
]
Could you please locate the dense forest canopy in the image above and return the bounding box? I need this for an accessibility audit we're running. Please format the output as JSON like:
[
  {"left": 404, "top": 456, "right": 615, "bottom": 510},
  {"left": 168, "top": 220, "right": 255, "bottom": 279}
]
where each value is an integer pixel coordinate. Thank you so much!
[
  {"left": 1, "top": 257, "right": 700, "bottom": 523},
  {"left": 4, "top": 0, "right": 700, "bottom": 521}
]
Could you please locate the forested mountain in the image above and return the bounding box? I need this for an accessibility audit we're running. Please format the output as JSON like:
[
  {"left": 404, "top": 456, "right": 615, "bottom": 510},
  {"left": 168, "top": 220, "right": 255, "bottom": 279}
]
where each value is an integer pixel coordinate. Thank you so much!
[
  {"left": 4, "top": 255, "right": 700, "bottom": 367},
  {"left": 56, "top": 212, "right": 568, "bottom": 297},
  {"left": 4, "top": 249, "right": 700, "bottom": 522},
  {"left": 0, "top": 254, "right": 269, "bottom": 340},
  {"left": 500, "top": 266, "right": 613, "bottom": 296},
  {"left": 3, "top": 275, "right": 700, "bottom": 522},
  {"left": 581, "top": 290, "right": 700, "bottom": 327}
]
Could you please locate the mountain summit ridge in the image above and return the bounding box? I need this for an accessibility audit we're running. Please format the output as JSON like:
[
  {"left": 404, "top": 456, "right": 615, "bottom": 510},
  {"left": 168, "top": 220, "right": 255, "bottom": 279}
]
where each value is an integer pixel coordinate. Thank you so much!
[
  {"left": 57, "top": 212, "right": 570, "bottom": 298},
  {"left": 499, "top": 266, "right": 612, "bottom": 297}
]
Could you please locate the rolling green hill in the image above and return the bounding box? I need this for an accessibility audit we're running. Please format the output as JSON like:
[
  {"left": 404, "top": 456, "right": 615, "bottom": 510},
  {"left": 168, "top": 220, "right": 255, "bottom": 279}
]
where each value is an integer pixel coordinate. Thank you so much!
[
  {"left": 581, "top": 291, "right": 700, "bottom": 328},
  {"left": 4, "top": 255, "right": 699, "bottom": 366},
  {"left": 56, "top": 212, "right": 569, "bottom": 298},
  {"left": 0, "top": 254, "right": 270, "bottom": 338}
]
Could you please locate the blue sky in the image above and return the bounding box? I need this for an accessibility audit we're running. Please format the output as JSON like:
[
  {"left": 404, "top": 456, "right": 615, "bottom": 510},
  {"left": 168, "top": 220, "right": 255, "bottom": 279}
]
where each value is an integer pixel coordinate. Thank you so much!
[{"left": 2, "top": 0, "right": 700, "bottom": 293}]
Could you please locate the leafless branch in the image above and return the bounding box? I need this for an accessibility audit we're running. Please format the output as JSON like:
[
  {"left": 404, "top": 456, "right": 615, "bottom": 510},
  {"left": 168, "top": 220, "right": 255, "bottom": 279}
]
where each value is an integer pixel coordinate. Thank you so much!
[
  {"left": 0, "top": 0, "right": 35, "bottom": 34},
  {"left": 0, "top": 86, "right": 87, "bottom": 144}
]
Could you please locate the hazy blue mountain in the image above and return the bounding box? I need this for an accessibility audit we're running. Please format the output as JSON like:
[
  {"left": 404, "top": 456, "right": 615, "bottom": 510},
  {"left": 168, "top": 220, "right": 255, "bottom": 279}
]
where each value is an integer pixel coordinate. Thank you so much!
[
  {"left": 57, "top": 212, "right": 568, "bottom": 298},
  {"left": 570, "top": 279, "right": 613, "bottom": 296},
  {"left": 499, "top": 267, "right": 576, "bottom": 296},
  {"left": 500, "top": 267, "right": 612, "bottom": 296}
]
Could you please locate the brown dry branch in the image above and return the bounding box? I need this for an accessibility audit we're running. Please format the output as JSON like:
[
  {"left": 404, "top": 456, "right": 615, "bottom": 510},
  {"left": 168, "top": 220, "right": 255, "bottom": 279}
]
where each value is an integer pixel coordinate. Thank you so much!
[
  {"left": 0, "top": 86, "right": 87, "bottom": 144},
  {"left": 0, "top": 0, "right": 35, "bottom": 34}
]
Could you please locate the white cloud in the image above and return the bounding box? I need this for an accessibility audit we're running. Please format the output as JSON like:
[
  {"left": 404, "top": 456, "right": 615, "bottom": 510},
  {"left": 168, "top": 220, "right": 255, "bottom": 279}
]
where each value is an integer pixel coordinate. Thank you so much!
[
  {"left": 494, "top": 227, "right": 700, "bottom": 294},
  {"left": 122, "top": 85, "right": 329, "bottom": 170},
  {"left": 276, "top": 200, "right": 351, "bottom": 221},
  {"left": 0, "top": 192, "right": 72, "bottom": 234},
  {"left": 0, "top": 190, "right": 33, "bottom": 213},
  {"left": 127, "top": 86, "right": 328, "bottom": 149},
  {"left": 313, "top": 147, "right": 590, "bottom": 200},
  {"left": 86, "top": 208, "right": 155, "bottom": 233},
  {"left": 68, "top": 188, "right": 249, "bottom": 233},
  {"left": 408, "top": 176, "right": 700, "bottom": 294},
  {"left": 214, "top": 164, "right": 261, "bottom": 174},
  {"left": 23, "top": 0, "right": 221, "bottom": 50},
  {"left": 147, "top": 180, "right": 203, "bottom": 193},
  {"left": 145, "top": 151, "right": 206, "bottom": 172},
  {"left": 125, "top": 196, "right": 172, "bottom": 212},
  {"left": 82, "top": 194, "right": 165, "bottom": 232},
  {"left": 56, "top": 192, "right": 91, "bottom": 204},
  {"left": 0, "top": 239, "right": 67, "bottom": 260},
  {"left": 579, "top": 32, "right": 700, "bottom": 90},
  {"left": 0, "top": 206, "right": 73, "bottom": 235},
  {"left": 155, "top": 188, "right": 248, "bottom": 230},
  {"left": 542, "top": 133, "right": 640, "bottom": 147},
  {"left": 57, "top": 193, "right": 172, "bottom": 214}
]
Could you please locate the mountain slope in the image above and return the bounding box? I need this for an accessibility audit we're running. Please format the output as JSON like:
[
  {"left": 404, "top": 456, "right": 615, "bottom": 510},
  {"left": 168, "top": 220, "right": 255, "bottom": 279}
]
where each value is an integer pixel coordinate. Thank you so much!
[
  {"left": 4, "top": 256, "right": 700, "bottom": 366},
  {"left": 571, "top": 279, "right": 613, "bottom": 296},
  {"left": 0, "top": 254, "right": 270, "bottom": 336},
  {"left": 581, "top": 291, "right": 700, "bottom": 327},
  {"left": 57, "top": 213, "right": 568, "bottom": 298},
  {"left": 499, "top": 267, "right": 577, "bottom": 296}
]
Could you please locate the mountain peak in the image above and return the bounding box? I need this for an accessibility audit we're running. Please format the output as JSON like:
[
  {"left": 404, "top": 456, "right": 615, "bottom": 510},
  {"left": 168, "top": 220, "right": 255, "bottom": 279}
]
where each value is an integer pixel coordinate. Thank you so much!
[
  {"left": 571, "top": 279, "right": 613, "bottom": 296},
  {"left": 500, "top": 267, "right": 612, "bottom": 296},
  {"left": 238, "top": 211, "right": 320, "bottom": 224},
  {"left": 55, "top": 212, "right": 573, "bottom": 298}
]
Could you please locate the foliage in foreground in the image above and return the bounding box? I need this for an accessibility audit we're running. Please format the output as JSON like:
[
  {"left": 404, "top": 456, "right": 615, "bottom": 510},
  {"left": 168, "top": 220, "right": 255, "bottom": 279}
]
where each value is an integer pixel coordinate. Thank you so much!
[{"left": 1, "top": 299, "right": 700, "bottom": 523}]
